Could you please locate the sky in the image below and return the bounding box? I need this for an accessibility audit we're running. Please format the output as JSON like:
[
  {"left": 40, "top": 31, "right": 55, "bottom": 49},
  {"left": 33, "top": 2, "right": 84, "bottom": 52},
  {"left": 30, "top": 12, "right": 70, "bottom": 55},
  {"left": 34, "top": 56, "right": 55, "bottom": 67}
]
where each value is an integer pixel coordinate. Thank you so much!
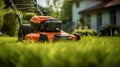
[
  {"left": 37, "top": 0, "right": 48, "bottom": 7},
  {"left": 37, "top": 0, "right": 63, "bottom": 12},
  {"left": 37, "top": 0, "right": 63, "bottom": 7}
]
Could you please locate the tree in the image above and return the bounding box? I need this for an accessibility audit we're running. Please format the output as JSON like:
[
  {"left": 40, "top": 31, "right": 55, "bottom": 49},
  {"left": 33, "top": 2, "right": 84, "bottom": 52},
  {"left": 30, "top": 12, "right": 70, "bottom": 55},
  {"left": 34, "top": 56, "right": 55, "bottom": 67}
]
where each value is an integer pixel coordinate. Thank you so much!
[
  {"left": 46, "top": 0, "right": 63, "bottom": 18},
  {"left": 60, "top": 0, "right": 72, "bottom": 22},
  {"left": 0, "top": 0, "right": 5, "bottom": 30}
]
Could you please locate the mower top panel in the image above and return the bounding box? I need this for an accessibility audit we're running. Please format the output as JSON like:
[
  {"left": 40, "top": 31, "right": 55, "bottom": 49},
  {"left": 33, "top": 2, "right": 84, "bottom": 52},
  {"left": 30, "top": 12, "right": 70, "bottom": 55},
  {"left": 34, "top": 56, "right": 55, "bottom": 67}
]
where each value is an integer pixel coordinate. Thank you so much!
[{"left": 30, "top": 16, "right": 52, "bottom": 24}]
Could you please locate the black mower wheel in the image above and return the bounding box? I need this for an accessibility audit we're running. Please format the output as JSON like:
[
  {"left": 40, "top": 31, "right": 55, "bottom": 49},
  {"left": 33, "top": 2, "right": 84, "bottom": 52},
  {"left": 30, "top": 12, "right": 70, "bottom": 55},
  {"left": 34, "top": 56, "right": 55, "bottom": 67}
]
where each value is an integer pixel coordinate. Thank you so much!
[
  {"left": 74, "top": 33, "right": 80, "bottom": 41},
  {"left": 18, "top": 24, "right": 32, "bottom": 41},
  {"left": 39, "top": 33, "right": 48, "bottom": 42}
]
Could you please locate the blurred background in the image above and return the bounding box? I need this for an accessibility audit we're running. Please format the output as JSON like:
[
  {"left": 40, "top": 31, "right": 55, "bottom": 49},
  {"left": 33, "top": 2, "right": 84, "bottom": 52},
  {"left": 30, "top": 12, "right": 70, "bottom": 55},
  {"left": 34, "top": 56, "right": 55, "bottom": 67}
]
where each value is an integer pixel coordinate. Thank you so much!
[
  {"left": 0, "top": 0, "right": 120, "bottom": 36},
  {"left": 0, "top": 1, "right": 120, "bottom": 67}
]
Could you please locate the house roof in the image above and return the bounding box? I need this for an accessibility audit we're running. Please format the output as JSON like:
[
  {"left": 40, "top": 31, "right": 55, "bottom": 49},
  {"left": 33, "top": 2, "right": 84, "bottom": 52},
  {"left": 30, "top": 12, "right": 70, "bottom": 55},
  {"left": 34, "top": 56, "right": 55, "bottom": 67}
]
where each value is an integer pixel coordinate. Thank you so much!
[{"left": 79, "top": 0, "right": 120, "bottom": 13}]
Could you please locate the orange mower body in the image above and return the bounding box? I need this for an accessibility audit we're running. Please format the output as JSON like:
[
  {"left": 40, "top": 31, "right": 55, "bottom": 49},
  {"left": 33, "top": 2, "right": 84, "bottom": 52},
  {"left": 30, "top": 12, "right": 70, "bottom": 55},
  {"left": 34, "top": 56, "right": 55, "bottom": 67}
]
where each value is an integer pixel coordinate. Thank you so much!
[
  {"left": 18, "top": 16, "right": 80, "bottom": 42},
  {"left": 25, "top": 30, "right": 78, "bottom": 42}
]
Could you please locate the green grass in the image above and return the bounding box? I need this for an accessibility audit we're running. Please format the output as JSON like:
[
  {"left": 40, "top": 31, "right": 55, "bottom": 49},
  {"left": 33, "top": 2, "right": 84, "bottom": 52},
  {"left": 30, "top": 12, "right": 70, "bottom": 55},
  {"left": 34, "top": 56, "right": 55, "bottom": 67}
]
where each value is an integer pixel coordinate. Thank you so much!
[{"left": 0, "top": 36, "right": 120, "bottom": 67}]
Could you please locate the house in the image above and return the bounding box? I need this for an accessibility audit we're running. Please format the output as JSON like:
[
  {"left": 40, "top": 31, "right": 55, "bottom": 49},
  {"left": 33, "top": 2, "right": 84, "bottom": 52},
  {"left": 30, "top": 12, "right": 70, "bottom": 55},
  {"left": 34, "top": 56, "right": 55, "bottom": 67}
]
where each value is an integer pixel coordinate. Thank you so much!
[{"left": 72, "top": 0, "right": 120, "bottom": 33}]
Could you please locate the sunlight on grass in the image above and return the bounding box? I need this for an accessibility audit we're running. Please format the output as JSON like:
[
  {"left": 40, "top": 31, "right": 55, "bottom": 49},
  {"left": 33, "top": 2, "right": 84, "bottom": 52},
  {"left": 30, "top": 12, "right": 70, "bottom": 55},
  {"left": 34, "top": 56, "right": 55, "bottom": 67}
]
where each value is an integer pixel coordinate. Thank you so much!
[{"left": 0, "top": 36, "right": 120, "bottom": 67}]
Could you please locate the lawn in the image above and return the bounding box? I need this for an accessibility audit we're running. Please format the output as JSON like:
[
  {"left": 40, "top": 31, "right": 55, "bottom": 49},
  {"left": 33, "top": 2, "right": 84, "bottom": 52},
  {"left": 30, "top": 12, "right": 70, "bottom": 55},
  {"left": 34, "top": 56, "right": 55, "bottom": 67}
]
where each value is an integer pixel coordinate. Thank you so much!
[{"left": 0, "top": 36, "right": 120, "bottom": 67}]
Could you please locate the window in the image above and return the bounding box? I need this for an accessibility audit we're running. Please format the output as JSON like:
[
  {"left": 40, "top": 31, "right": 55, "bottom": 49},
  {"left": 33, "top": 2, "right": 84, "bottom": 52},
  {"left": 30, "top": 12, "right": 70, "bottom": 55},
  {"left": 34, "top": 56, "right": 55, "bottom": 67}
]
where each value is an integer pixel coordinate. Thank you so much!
[
  {"left": 76, "top": 2, "right": 80, "bottom": 8},
  {"left": 86, "top": 14, "right": 91, "bottom": 28},
  {"left": 97, "top": 13, "right": 102, "bottom": 32},
  {"left": 110, "top": 11, "right": 116, "bottom": 24},
  {"left": 97, "top": 13, "right": 102, "bottom": 26}
]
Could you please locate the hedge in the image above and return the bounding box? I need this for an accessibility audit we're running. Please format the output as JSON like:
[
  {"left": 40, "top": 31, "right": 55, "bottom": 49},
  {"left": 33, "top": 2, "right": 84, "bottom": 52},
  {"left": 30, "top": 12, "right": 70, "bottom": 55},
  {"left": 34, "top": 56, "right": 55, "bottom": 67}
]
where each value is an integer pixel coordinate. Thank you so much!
[
  {"left": 74, "top": 29, "right": 98, "bottom": 36},
  {"left": 1, "top": 11, "right": 18, "bottom": 36},
  {"left": 100, "top": 25, "right": 120, "bottom": 36}
]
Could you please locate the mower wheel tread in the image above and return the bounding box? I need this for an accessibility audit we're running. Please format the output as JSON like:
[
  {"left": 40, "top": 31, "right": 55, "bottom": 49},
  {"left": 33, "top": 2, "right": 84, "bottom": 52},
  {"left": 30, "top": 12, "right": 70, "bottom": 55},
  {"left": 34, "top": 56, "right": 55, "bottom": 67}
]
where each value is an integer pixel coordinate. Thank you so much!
[{"left": 74, "top": 33, "right": 80, "bottom": 40}]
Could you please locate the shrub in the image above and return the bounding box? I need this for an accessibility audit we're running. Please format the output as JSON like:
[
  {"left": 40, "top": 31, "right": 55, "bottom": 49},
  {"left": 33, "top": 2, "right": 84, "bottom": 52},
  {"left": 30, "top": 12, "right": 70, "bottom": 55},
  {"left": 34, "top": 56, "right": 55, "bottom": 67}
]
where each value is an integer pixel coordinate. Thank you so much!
[
  {"left": 0, "top": 0, "right": 5, "bottom": 31},
  {"left": 0, "top": 16, "right": 3, "bottom": 31},
  {"left": 74, "top": 29, "right": 97, "bottom": 36},
  {"left": 100, "top": 24, "right": 120, "bottom": 36},
  {"left": 23, "top": 13, "right": 36, "bottom": 24},
  {"left": 1, "top": 11, "right": 18, "bottom": 36}
]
